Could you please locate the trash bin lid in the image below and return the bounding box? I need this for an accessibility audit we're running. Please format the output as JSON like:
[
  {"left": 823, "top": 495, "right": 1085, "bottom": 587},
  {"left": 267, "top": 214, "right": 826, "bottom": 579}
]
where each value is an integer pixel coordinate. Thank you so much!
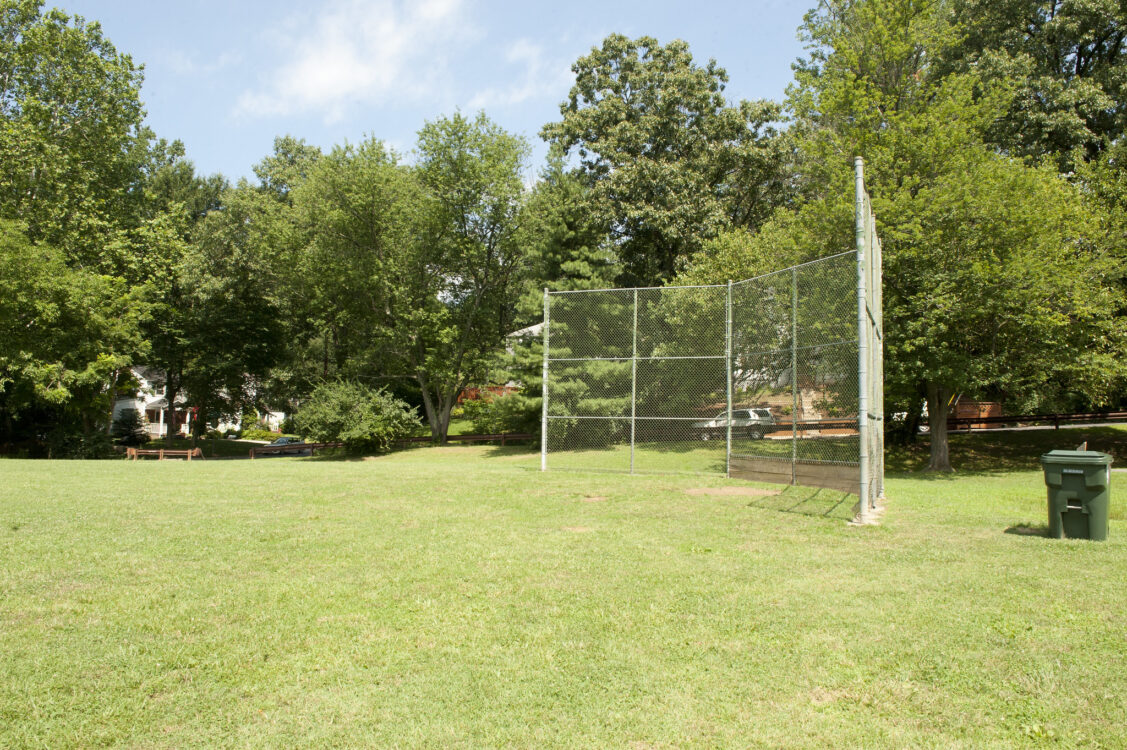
[{"left": 1040, "top": 449, "right": 1113, "bottom": 466}]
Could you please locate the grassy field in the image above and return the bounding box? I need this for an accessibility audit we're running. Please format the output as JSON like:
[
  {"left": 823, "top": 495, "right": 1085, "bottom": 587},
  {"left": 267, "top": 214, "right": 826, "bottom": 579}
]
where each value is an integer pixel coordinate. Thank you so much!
[{"left": 2, "top": 434, "right": 1126, "bottom": 747}]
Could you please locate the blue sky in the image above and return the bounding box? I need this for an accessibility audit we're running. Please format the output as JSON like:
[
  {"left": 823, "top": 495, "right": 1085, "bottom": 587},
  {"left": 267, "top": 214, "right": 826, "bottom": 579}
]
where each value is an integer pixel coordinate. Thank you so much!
[{"left": 63, "top": 1, "right": 812, "bottom": 181}]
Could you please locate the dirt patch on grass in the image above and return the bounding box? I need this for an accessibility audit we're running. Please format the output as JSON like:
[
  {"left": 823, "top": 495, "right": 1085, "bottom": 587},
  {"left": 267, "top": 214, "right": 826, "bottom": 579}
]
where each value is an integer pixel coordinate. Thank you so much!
[
  {"left": 685, "top": 487, "right": 780, "bottom": 498},
  {"left": 580, "top": 495, "right": 607, "bottom": 503}
]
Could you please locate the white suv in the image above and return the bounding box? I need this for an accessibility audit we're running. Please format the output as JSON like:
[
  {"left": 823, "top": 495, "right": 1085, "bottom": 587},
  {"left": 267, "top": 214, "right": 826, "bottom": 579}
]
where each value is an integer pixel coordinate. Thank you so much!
[{"left": 693, "top": 408, "right": 777, "bottom": 440}]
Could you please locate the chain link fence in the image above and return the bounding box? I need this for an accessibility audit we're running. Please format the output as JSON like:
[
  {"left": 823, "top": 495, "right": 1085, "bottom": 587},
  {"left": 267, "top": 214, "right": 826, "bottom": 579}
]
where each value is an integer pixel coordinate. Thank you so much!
[{"left": 541, "top": 159, "right": 883, "bottom": 518}]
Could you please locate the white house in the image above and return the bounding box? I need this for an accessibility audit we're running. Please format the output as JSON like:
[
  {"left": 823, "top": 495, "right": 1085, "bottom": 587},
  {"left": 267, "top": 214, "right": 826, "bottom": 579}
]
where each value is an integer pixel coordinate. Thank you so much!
[{"left": 111, "top": 367, "right": 284, "bottom": 437}]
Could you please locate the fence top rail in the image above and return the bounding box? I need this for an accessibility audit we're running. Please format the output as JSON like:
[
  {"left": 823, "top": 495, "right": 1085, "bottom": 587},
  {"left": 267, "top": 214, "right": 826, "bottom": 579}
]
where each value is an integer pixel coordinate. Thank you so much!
[
  {"left": 548, "top": 282, "right": 725, "bottom": 295},
  {"left": 545, "top": 251, "right": 858, "bottom": 297}
]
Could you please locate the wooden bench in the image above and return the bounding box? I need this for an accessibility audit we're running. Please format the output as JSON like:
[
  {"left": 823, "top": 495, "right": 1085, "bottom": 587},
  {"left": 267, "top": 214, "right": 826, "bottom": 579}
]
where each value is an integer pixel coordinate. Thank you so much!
[{"left": 127, "top": 447, "right": 204, "bottom": 461}]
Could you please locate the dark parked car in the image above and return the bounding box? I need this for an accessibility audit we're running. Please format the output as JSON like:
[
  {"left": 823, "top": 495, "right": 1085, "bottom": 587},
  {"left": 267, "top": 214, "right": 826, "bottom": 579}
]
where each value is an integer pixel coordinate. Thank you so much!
[{"left": 266, "top": 436, "right": 310, "bottom": 455}]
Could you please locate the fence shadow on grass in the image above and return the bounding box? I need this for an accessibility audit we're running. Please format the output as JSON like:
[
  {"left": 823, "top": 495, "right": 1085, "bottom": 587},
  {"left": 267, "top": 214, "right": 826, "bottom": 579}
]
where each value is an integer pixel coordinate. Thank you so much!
[{"left": 746, "top": 486, "right": 856, "bottom": 522}]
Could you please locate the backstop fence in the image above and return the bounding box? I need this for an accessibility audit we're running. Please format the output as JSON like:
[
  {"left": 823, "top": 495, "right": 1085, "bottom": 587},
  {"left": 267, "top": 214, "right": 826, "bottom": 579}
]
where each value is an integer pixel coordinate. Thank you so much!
[{"left": 540, "top": 158, "right": 884, "bottom": 520}]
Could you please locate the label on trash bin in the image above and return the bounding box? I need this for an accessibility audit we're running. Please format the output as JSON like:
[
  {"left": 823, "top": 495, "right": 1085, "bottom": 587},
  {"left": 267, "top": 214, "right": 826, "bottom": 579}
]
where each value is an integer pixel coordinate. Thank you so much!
[{"left": 1062, "top": 468, "right": 1085, "bottom": 474}]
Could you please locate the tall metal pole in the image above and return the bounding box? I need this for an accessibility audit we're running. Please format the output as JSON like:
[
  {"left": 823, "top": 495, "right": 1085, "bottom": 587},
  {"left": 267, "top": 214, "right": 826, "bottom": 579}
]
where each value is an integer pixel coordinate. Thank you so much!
[
  {"left": 726, "top": 280, "right": 733, "bottom": 478},
  {"left": 855, "top": 156, "right": 870, "bottom": 523},
  {"left": 541, "top": 288, "right": 550, "bottom": 472},
  {"left": 791, "top": 267, "right": 799, "bottom": 485},
  {"left": 630, "top": 288, "right": 638, "bottom": 474},
  {"left": 875, "top": 231, "right": 885, "bottom": 502}
]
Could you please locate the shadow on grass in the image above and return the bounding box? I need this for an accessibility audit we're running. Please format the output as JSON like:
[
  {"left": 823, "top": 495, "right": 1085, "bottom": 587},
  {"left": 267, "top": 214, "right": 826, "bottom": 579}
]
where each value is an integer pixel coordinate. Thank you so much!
[
  {"left": 887, "top": 426, "right": 1127, "bottom": 477},
  {"left": 746, "top": 486, "right": 855, "bottom": 522},
  {"left": 1004, "top": 524, "right": 1050, "bottom": 538}
]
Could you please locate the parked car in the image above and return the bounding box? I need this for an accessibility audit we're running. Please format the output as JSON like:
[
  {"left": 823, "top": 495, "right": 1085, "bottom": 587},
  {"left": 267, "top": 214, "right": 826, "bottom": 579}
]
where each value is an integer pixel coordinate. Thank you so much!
[
  {"left": 693, "top": 408, "right": 778, "bottom": 440},
  {"left": 266, "top": 436, "right": 309, "bottom": 455}
]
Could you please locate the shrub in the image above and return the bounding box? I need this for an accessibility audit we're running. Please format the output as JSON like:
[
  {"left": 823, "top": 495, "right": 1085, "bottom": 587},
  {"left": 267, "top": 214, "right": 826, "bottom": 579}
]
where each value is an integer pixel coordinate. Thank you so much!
[
  {"left": 462, "top": 391, "right": 539, "bottom": 435},
  {"left": 241, "top": 427, "right": 283, "bottom": 442},
  {"left": 294, "top": 381, "right": 420, "bottom": 453},
  {"left": 111, "top": 408, "right": 149, "bottom": 447}
]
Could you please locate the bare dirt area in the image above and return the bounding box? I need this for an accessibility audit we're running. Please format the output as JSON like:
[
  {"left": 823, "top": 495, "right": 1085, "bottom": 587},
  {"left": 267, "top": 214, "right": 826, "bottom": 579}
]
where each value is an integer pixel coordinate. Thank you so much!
[{"left": 684, "top": 486, "right": 781, "bottom": 498}]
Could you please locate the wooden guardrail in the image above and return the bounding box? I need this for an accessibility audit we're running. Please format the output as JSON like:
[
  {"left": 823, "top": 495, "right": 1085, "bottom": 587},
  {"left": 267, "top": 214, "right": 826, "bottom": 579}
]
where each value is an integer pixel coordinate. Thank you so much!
[
  {"left": 250, "top": 433, "right": 536, "bottom": 457},
  {"left": 249, "top": 441, "right": 344, "bottom": 458},
  {"left": 397, "top": 432, "right": 537, "bottom": 446},
  {"left": 946, "top": 411, "right": 1127, "bottom": 431},
  {"left": 127, "top": 447, "right": 204, "bottom": 461}
]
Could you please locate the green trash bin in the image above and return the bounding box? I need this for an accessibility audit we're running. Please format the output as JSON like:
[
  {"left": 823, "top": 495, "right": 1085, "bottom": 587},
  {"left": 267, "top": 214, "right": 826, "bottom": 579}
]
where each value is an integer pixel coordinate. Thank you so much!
[{"left": 1040, "top": 450, "right": 1113, "bottom": 541}]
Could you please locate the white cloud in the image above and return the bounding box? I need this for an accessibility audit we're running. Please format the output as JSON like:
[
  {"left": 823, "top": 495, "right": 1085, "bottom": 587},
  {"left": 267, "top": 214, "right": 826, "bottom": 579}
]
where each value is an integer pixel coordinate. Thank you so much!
[
  {"left": 235, "top": 0, "right": 473, "bottom": 123},
  {"left": 166, "top": 50, "right": 242, "bottom": 76},
  {"left": 466, "top": 39, "right": 574, "bottom": 110}
]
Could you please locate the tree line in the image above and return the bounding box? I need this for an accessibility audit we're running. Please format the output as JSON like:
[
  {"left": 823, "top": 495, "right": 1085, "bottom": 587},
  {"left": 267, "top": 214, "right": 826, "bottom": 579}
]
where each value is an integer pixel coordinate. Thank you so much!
[{"left": 1, "top": 0, "right": 1124, "bottom": 469}]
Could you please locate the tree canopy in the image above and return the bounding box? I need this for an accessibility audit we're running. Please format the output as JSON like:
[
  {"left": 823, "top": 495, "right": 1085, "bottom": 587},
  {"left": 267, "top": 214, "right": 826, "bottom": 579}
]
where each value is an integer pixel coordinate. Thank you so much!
[
  {"left": 542, "top": 33, "right": 792, "bottom": 286},
  {"left": 1, "top": 0, "right": 1125, "bottom": 466}
]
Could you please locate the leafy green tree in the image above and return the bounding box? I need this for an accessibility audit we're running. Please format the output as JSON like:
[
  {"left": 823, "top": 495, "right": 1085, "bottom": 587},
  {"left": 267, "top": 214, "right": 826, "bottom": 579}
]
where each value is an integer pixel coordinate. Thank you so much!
[
  {"left": 111, "top": 407, "right": 148, "bottom": 446},
  {"left": 253, "top": 135, "right": 323, "bottom": 203},
  {"left": 0, "top": 0, "right": 155, "bottom": 272},
  {"left": 515, "top": 155, "right": 618, "bottom": 320},
  {"left": 289, "top": 137, "right": 422, "bottom": 392},
  {"left": 542, "top": 34, "right": 792, "bottom": 285},
  {"left": 294, "top": 380, "right": 420, "bottom": 453},
  {"left": 0, "top": 220, "right": 147, "bottom": 451},
  {"left": 942, "top": 0, "right": 1127, "bottom": 170},
  {"left": 411, "top": 112, "right": 529, "bottom": 439},
  {"left": 226, "top": 138, "right": 322, "bottom": 415},
  {"left": 292, "top": 114, "right": 529, "bottom": 441},
  {"left": 177, "top": 185, "right": 286, "bottom": 436},
  {"left": 686, "top": 0, "right": 1125, "bottom": 472}
]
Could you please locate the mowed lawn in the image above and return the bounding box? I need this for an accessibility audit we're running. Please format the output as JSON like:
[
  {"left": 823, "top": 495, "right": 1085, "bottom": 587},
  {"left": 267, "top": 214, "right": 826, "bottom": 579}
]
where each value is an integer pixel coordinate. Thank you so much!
[{"left": 2, "top": 440, "right": 1127, "bottom": 747}]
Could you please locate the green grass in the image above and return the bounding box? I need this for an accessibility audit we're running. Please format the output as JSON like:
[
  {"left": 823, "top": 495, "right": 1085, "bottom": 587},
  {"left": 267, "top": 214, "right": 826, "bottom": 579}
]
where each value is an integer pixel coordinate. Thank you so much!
[{"left": 2, "top": 441, "right": 1126, "bottom": 747}]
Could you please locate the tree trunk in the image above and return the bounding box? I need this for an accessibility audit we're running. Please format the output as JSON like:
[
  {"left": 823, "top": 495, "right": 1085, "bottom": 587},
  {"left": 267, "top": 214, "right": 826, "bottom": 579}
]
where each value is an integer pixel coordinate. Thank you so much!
[
  {"left": 164, "top": 375, "right": 180, "bottom": 439},
  {"left": 416, "top": 373, "right": 461, "bottom": 444},
  {"left": 416, "top": 374, "right": 443, "bottom": 443},
  {"left": 903, "top": 391, "right": 925, "bottom": 445},
  {"left": 106, "top": 369, "right": 121, "bottom": 435},
  {"left": 435, "top": 398, "right": 453, "bottom": 444},
  {"left": 925, "top": 382, "right": 953, "bottom": 472}
]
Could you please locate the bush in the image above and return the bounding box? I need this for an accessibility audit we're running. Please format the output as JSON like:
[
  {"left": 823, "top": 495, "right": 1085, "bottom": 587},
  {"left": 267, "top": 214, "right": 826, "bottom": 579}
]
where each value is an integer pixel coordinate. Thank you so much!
[
  {"left": 46, "top": 429, "right": 117, "bottom": 459},
  {"left": 241, "top": 427, "right": 283, "bottom": 442},
  {"left": 111, "top": 408, "right": 149, "bottom": 447},
  {"left": 294, "top": 381, "right": 420, "bottom": 453},
  {"left": 462, "top": 391, "right": 539, "bottom": 435}
]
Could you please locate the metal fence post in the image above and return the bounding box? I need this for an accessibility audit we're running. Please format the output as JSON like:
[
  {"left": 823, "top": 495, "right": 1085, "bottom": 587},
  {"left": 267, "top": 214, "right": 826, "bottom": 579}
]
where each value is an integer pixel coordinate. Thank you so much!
[
  {"left": 791, "top": 267, "right": 799, "bottom": 485},
  {"left": 855, "top": 156, "right": 870, "bottom": 522},
  {"left": 875, "top": 229, "right": 885, "bottom": 502},
  {"left": 726, "top": 280, "right": 733, "bottom": 478},
  {"left": 541, "top": 288, "right": 550, "bottom": 472},
  {"left": 630, "top": 288, "right": 638, "bottom": 474}
]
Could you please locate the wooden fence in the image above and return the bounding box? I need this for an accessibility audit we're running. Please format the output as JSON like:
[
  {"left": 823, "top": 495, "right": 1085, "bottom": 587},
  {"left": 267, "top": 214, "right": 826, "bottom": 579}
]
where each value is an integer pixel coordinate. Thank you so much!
[
  {"left": 249, "top": 442, "right": 344, "bottom": 458},
  {"left": 249, "top": 433, "right": 537, "bottom": 458},
  {"left": 946, "top": 411, "right": 1127, "bottom": 431},
  {"left": 126, "top": 447, "right": 204, "bottom": 461}
]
